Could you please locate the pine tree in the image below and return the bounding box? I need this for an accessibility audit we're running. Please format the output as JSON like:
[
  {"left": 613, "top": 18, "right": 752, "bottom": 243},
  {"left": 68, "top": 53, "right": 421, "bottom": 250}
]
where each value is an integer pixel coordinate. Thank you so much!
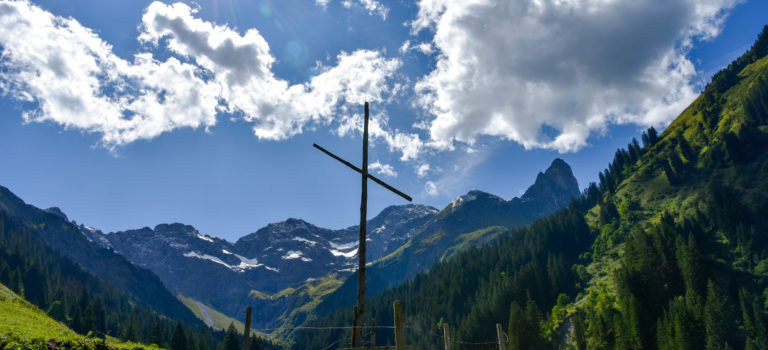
[
  {"left": 647, "top": 127, "right": 659, "bottom": 145},
  {"left": 46, "top": 300, "right": 66, "bottom": 321},
  {"left": 507, "top": 301, "right": 524, "bottom": 350},
  {"left": 151, "top": 321, "right": 165, "bottom": 348},
  {"left": 222, "top": 323, "right": 240, "bottom": 350},
  {"left": 170, "top": 322, "right": 187, "bottom": 350},
  {"left": 704, "top": 280, "right": 733, "bottom": 350}
]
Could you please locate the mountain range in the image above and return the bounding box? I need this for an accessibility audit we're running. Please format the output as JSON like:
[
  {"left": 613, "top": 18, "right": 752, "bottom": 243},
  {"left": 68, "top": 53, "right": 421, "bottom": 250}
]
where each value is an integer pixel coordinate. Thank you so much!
[
  {"left": 101, "top": 204, "right": 437, "bottom": 319},
  {"left": 0, "top": 156, "right": 579, "bottom": 339}
]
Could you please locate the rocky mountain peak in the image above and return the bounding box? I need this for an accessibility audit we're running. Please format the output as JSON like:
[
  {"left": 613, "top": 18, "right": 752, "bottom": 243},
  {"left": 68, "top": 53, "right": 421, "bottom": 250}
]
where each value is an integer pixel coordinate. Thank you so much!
[
  {"left": 521, "top": 158, "right": 579, "bottom": 210},
  {"left": 448, "top": 189, "right": 503, "bottom": 209},
  {"left": 44, "top": 206, "right": 68, "bottom": 221},
  {"left": 154, "top": 223, "right": 198, "bottom": 235}
]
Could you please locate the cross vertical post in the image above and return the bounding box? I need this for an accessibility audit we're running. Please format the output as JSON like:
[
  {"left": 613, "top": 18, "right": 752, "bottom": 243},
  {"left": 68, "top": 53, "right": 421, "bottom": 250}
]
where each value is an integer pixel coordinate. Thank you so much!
[
  {"left": 352, "top": 101, "right": 369, "bottom": 347},
  {"left": 313, "top": 102, "right": 412, "bottom": 348}
]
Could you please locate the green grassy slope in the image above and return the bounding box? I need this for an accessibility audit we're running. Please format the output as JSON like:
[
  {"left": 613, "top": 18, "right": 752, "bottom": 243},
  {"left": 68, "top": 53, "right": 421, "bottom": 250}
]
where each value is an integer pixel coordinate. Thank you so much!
[
  {"left": 0, "top": 282, "right": 157, "bottom": 349},
  {"left": 178, "top": 295, "right": 245, "bottom": 333},
  {"left": 566, "top": 27, "right": 768, "bottom": 350}
]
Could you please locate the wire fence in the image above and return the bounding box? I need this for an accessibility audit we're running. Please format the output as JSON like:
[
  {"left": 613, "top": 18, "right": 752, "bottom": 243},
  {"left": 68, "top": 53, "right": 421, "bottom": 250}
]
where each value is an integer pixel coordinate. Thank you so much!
[{"left": 248, "top": 322, "right": 508, "bottom": 349}]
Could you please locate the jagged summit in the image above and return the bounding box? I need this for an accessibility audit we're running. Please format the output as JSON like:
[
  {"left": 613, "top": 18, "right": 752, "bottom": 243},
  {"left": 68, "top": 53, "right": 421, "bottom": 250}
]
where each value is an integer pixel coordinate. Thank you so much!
[
  {"left": 521, "top": 158, "right": 580, "bottom": 211},
  {"left": 44, "top": 206, "right": 68, "bottom": 220}
]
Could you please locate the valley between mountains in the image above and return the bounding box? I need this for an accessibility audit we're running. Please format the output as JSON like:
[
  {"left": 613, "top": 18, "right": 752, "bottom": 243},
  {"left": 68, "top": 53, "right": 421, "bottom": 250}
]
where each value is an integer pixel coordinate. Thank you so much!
[{"left": 2, "top": 156, "right": 579, "bottom": 340}]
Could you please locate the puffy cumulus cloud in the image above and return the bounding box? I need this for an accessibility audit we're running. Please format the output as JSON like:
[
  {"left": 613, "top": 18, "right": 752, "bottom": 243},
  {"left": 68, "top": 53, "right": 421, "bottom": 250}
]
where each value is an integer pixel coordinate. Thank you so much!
[
  {"left": 0, "top": 0, "right": 219, "bottom": 147},
  {"left": 369, "top": 161, "right": 398, "bottom": 177},
  {"left": 140, "top": 2, "right": 401, "bottom": 140},
  {"left": 0, "top": 1, "right": 401, "bottom": 151},
  {"left": 412, "top": 0, "right": 739, "bottom": 153}
]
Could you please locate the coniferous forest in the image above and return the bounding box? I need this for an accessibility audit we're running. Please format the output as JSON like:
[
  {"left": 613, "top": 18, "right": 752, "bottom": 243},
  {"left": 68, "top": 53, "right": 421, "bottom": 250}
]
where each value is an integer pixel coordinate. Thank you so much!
[{"left": 295, "top": 26, "right": 768, "bottom": 349}]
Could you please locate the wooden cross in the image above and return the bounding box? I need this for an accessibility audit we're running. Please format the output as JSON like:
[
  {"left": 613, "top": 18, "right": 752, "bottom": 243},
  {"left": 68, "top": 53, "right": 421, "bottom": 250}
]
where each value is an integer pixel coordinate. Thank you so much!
[{"left": 314, "top": 102, "right": 412, "bottom": 347}]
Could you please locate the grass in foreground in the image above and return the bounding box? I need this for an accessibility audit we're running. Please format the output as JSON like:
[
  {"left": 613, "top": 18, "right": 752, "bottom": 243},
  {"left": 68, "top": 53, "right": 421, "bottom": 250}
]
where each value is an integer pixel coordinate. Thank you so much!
[{"left": 0, "top": 283, "right": 159, "bottom": 349}]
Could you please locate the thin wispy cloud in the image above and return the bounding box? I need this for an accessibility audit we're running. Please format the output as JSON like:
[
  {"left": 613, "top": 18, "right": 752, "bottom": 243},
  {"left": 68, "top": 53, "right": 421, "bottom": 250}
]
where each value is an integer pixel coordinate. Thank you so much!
[{"left": 315, "top": 0, "right": 389, "bottom": 20}]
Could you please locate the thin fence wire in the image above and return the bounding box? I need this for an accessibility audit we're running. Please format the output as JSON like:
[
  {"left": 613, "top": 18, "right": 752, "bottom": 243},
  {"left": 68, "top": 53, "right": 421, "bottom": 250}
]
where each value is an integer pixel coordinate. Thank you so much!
[{"left": 252, "top": 323, "right": 506, "bottom": 349}]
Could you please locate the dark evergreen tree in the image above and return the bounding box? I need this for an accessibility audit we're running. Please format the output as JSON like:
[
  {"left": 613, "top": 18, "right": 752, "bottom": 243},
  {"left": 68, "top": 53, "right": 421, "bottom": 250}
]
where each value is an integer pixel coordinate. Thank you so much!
[
  {"left": 170, "top": 322, "right": 187, "bottom": 350},
  {"left": 151, "top": 321, "right": 166, "bottom": 348},
  {"left": 704, "top": 280, "right": 734, "bottom": 350},
  {"left": 222, "top": 323, "right": 240, "bottom": 350}
]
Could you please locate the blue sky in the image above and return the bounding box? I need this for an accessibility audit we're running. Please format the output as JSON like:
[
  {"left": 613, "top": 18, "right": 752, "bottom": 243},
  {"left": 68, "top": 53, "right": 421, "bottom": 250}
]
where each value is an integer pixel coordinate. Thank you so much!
[{"left": 0, "top": 0, "right": 766, "bottom": 242}]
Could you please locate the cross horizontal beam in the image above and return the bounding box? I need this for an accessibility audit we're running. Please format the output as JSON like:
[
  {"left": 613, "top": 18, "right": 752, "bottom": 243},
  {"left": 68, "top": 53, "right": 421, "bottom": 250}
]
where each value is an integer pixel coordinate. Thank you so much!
[{"left": 313, "top": 143, "right": 412, "bottom": 202}]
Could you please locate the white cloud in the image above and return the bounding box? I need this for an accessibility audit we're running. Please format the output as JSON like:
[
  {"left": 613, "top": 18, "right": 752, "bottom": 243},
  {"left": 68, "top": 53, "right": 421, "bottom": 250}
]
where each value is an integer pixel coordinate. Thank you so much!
[
  {"left": 0, "top": 0, "right": 219, "bottom": 148},
  {"left": 140, "top": 2, "right": 401, "bottom": 141},
  {"left": 415, "top": 163, "right": 430, "bottom": 178},
  {"left": 424, "top": 181, "right": 438, "bottom": 196},
  {"left": 0, "top": 1, "right": 401, "bottom": 150},
  {"left": 369, "top": 161, "right": 398, "bottom": 177},
  {"left": 335, "top": 111, "right": 425, "bottom": 161},
  {"left": 398, "top": 40, "right": 435, "bottom": 55},
  {"left": 413, "top": 42, "right": 435, "bottom": 55},
  {"left": 411, "top": 0, "right": 740, "bottom": 153},
  {"left": 399, "top": 40, "right": 411, "bottom": 54},
  {"left": 339, "top": 0, "right": 389, "bottom": 20}
]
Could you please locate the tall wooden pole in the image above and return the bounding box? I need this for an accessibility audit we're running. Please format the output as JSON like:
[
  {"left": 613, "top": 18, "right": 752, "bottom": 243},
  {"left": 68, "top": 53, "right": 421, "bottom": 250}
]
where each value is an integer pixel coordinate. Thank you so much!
[
  {"left": 443, "top": 323, "right": 450, "bottom": 350},
  {"left": 496, "top": 323, "right": 507, "bottom": 350},
  {"left": 394, "top": 300, "right": 405, "bottom": 350},
  {"left": 371, "top": 318, "right": 377, "bottom": 347},
  {"left": 352, "top": 102, "right": 370, "bottom": 347},
  {"left": 313, "top": 101, "right": 411, "bottom": 347},
  {"left": 242, "top": 307, "right": 252, "bottom": 350}
]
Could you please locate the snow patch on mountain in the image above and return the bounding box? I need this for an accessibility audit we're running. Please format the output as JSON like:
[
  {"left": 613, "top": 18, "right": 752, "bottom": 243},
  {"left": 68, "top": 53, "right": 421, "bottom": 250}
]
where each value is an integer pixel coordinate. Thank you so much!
[
  {"left": 329, "top": 241, "right": 357, "bottom": 250},
  {"left": 196, "top": 233, "right": 215, "bottom": 243},
  {"left": 330, "top": 248, "right": 358, "bottom": 258},
  {"left": 184, "top": 251, "right": 278, "bottom": 273},
  {"left": 282, "top": 250, "right": 303, "bottom": 260},
  {"left": 184, "top": 251, "right": 231, "bottom": 268},
  {"left": 293, "top": 237, "right": 318, "bottom": 246}
]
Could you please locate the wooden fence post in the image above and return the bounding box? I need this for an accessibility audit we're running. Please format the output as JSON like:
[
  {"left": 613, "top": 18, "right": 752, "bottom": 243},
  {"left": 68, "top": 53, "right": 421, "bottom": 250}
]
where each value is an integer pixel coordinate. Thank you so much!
[
  {"left": 371, "top": 318, "right": 376, "bottom": 347},
  {"left": 394, "top": 300, "right": 405, "bottom": 350},
  {"left": 443, "top": 323, "right": 450, "bottom": 350},
  {"left": 496, "top": 323, "right": 506, "bottom": 350},
  {"left": 242, "top": 306, "right": 252, "bottom": 350}
]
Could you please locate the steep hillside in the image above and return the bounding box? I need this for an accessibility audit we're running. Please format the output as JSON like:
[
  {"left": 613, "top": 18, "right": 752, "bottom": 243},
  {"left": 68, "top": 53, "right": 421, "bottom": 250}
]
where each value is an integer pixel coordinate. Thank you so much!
[
  {"left": 0, "top": 187, "right": 198, "bottom": 325},
  {"left": 0, "top": 282, "right": 151, "bottom": 349},
  {"left": 295, "top": 25, "right": 768, "bottom": 349},
  {"left": 0, "top": 189, "right": 283, "bottom": 349},
  {"left": 0, "top": 206, "right": 216, "bottom": 347}
]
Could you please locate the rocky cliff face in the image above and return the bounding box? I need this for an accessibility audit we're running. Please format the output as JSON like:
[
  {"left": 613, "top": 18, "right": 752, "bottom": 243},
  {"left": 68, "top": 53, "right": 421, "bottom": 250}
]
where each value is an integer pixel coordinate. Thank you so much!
[{"left": 520, "top": 158, "right": 581, "bottom": 215}]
